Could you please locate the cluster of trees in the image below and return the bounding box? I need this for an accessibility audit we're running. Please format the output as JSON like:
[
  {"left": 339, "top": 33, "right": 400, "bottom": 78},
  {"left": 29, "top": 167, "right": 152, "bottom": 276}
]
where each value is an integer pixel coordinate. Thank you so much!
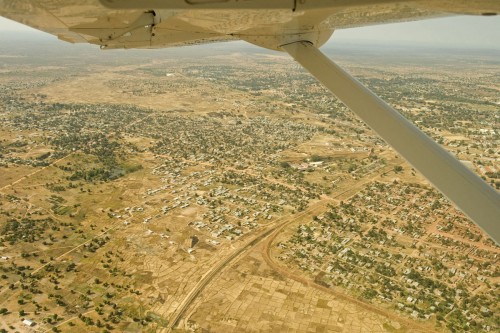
[
  {"left": 0, "top": 217, "right": 55, "bottom": 244},
  {"left": 68, "top": 167, "right": 122, "bottom": 182}
]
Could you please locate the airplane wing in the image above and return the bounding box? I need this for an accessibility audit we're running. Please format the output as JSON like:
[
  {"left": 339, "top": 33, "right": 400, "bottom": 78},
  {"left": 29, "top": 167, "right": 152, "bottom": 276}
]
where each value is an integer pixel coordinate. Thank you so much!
[{"left": 0, "top": 0, "right": 499, "bottom": 49}]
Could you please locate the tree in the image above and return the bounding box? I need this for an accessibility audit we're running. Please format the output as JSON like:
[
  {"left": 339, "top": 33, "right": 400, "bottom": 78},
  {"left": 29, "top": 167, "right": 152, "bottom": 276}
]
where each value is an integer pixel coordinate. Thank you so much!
[
  {"left": 280, "top": 161, "right": 291, "bottom": 169},
  {"left": 362, "top": 288, "right": 378, "bottom": 300}
]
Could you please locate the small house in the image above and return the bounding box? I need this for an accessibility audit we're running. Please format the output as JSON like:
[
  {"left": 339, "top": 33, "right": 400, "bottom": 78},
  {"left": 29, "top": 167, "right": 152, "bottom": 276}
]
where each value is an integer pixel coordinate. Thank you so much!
[{"left": 23, "top": 319, "right": 36, "bottom": 327}]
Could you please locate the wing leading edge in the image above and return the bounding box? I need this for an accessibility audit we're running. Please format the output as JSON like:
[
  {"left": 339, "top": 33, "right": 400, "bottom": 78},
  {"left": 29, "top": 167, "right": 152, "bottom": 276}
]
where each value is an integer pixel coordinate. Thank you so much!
[{"left": 1, "top": 0, "right": 499, "bottom": 49}]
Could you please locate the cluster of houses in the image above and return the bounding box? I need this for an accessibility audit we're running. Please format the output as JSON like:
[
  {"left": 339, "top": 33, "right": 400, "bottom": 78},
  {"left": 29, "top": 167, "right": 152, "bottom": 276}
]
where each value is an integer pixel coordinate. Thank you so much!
[{"left": 278, "top": 180, "right": 498, "bottom": 329}]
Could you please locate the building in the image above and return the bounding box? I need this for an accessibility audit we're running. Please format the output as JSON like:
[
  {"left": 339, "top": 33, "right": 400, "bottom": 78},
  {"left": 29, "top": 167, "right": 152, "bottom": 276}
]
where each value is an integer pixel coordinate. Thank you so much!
[{"left": 22, "top": 319, "right": 35, "bottom": 327}]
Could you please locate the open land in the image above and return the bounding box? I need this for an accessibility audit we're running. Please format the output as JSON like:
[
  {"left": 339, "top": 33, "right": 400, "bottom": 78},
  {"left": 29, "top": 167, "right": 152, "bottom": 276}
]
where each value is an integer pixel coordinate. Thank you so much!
[{"left": 0, "top": 38, "right": 498, "bottom": 333}]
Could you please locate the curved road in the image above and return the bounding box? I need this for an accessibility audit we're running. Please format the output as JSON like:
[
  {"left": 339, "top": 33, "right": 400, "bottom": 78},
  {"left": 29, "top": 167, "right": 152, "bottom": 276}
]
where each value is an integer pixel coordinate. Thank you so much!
[
  {"left": 261, "top": 218, "right": 437, "bottom": 333},
  {"left": 165, "top": 164, "right": 435, "bottom": 332},
  {"left": 166, "top": 200, "right": 330, "bottom": 332}
]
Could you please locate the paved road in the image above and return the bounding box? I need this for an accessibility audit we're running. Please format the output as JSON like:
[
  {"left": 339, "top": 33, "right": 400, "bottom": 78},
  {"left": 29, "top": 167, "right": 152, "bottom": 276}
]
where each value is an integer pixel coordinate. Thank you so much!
[
  {"left": 166, "top": 199, "right": 330, "bottom": 332},
  {"left": 165, "top": 163, "right": 411, "bottom": 332}
]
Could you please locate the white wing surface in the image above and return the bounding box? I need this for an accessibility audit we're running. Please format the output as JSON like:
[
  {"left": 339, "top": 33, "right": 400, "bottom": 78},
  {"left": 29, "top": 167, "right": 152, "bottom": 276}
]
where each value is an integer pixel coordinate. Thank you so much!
[{"left": 1, "top": 1, "right": 499, "bottom": 49}]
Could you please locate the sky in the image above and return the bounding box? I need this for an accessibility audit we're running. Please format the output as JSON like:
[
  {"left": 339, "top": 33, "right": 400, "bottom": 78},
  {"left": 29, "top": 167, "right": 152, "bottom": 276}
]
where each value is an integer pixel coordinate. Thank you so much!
[{"left": 0, "top": 14, "right": 499, "bottom": 49}]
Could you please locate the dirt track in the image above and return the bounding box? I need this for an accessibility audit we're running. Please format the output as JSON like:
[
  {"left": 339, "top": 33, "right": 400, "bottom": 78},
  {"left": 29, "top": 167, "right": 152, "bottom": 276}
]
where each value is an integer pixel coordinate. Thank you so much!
[
  {"left": 166, "top": 200, "right": 331, "bottom": 332},
  {"left": 166, "top": 165, "right": 439, "bottom": 332},
  {"left": 260, "top": 214, "right": 438, "bottom": 333}
]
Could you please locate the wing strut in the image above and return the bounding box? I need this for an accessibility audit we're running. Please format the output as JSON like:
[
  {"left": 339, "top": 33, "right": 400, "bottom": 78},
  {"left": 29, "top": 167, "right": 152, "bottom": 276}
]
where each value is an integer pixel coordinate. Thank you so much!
[{"left": 282, "top": 41, "right": 499, "bottom": 244}]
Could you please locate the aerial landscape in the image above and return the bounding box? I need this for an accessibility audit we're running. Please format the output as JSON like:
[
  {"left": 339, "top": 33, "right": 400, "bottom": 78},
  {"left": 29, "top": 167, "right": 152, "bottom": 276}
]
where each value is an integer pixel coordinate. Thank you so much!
[{"left": 0, "top": 35, "right": 498, "bottom": 333}]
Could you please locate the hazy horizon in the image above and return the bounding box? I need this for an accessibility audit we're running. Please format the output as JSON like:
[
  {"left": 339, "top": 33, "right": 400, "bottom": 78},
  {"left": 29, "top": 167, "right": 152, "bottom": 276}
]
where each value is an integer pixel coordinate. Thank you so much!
[{"left": 1, "top": 14, "right": 500, "bottom": 51}]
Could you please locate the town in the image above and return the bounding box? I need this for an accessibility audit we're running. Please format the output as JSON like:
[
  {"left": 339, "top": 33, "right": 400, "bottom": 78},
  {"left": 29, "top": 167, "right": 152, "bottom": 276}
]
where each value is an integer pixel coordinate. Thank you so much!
[{"left": 0, "top": 40, "right": 498, "bottom": 332}]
